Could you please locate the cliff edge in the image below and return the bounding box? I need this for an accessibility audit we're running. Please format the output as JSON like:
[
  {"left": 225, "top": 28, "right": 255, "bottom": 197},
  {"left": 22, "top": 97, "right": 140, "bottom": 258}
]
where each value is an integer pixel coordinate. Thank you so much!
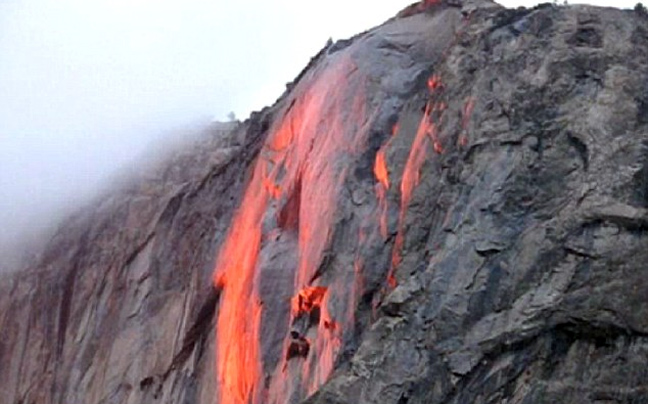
[{"left": 2, "top": 1, "right": 648, "bottom": 403}]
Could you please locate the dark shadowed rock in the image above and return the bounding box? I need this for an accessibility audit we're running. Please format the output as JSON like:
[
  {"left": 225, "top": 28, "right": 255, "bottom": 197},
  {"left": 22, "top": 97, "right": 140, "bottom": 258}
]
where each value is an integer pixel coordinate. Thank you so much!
[{"left": 2, "top": 1, "right": 648, "bottom": 403}]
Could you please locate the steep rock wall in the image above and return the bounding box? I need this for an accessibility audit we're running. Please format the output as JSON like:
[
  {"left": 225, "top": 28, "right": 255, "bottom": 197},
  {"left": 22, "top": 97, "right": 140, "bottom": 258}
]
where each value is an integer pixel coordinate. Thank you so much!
[{"left": 2, "top": 1, "right": 648, "bottom": 404}]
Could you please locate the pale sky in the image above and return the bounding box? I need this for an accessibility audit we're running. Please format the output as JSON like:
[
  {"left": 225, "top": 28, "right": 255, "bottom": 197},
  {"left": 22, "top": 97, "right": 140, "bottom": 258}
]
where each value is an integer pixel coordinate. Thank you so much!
[{"left": 0, "top": 0, "right": 637, "bottom": 266}]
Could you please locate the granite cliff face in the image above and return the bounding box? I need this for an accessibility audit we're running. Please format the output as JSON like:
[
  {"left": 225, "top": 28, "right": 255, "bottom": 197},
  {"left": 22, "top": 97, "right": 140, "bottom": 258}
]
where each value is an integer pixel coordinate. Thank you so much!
[{"left": 3, "top": 1, "right": 648, "bottom": 403}]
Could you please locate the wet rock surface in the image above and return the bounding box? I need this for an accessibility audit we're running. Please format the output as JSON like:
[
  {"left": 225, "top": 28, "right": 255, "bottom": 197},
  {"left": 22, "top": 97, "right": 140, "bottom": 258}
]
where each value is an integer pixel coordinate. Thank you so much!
[
  {"left": 2, "top": 1, "right": 648, "bottom": 403},
  {"left": 0, "top": 118, "right": 268, "bottom": 403}
]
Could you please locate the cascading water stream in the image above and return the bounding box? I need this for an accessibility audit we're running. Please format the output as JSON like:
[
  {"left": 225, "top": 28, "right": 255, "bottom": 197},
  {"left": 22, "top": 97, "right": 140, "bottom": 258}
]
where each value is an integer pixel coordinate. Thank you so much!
[{"left": 210, "top": 3, "right": 467, "bottom": 402}]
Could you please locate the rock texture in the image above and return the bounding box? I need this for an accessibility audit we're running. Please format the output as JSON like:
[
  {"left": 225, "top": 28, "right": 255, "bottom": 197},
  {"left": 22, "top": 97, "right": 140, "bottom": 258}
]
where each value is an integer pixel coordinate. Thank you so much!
[
  {"left": 0, "top": 120, "right": 261, "bottom": 403},
  {"left": 3, "top": 1, "right": 648, "bottom": 403}
]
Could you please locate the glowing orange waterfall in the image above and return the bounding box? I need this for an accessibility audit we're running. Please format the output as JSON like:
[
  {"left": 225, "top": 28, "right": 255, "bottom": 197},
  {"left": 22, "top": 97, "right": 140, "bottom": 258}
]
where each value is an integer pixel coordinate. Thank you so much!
[
  {"left": 384, "top": 76, "right": 444, "bottom": 287},
  {"left": 213, "top": 54, "right": 369, "bottom": 404},
  {"left": 211, "top": 148, "right": 270, "bottom": 404},
  {"left": 374, "top": 146, "right": 391, "bottom": 240},
  {"left": 211, "top": 31, "right": 460, "bottom": 402}
]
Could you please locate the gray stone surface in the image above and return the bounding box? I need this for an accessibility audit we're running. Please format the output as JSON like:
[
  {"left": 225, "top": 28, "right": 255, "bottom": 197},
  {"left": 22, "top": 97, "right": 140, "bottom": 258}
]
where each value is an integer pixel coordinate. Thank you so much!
[{"left": 2, "top": 1, "right": 648, "bottom": 403}]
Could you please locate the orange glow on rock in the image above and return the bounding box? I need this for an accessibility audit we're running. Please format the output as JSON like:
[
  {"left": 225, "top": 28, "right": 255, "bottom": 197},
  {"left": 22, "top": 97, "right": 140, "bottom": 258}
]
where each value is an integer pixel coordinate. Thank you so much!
[
  {"left": 387, "top": 273, "right": 398, "bottom": 288},
  {"left": 214, "top": 55, "right": 369, "bottom": 404},
  {"left": 292, "top": 286, "right": 328, "bottom": 316},
  {"left": 389, "top": 79, "right": 444, "bottom": 286},
  {"left": 377, "top": 184, "right": 389, "bottom": 240},
  {"left": 427, "top": 74, "right": 442, "bottom": 92},
  {"left": 305, "top": 292, "right": 342, "bottom": 396},
  {"left": 433, "top": 140, "right": 444, "bottom": 154},
  {"left": 212, "top": 163, "right": 269, "bottom": 404},
  {"left": 400, "top": 102, "right": 434, "bottom": 203},
  {"left": 374, "top": 122, "right": 398, "bottom": 240},
  {"left": 374, "top": 149, "right": 390, "bottom": 190}
]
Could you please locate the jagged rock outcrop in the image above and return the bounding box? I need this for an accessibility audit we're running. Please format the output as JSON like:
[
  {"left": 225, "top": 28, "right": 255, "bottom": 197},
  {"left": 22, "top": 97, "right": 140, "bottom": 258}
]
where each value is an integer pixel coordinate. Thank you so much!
[{"left": 2, "top": 1, "right": 648, "bottom": 403}]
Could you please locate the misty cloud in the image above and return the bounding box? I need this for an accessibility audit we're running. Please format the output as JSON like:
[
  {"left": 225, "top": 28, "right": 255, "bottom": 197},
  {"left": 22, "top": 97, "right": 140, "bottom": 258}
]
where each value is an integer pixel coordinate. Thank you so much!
[
  {"left": 0, "top": 0, "right": 635, "bottom": 270},
  {"left": 0, "top": 0, "right": 425, "bottom": 270}
]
